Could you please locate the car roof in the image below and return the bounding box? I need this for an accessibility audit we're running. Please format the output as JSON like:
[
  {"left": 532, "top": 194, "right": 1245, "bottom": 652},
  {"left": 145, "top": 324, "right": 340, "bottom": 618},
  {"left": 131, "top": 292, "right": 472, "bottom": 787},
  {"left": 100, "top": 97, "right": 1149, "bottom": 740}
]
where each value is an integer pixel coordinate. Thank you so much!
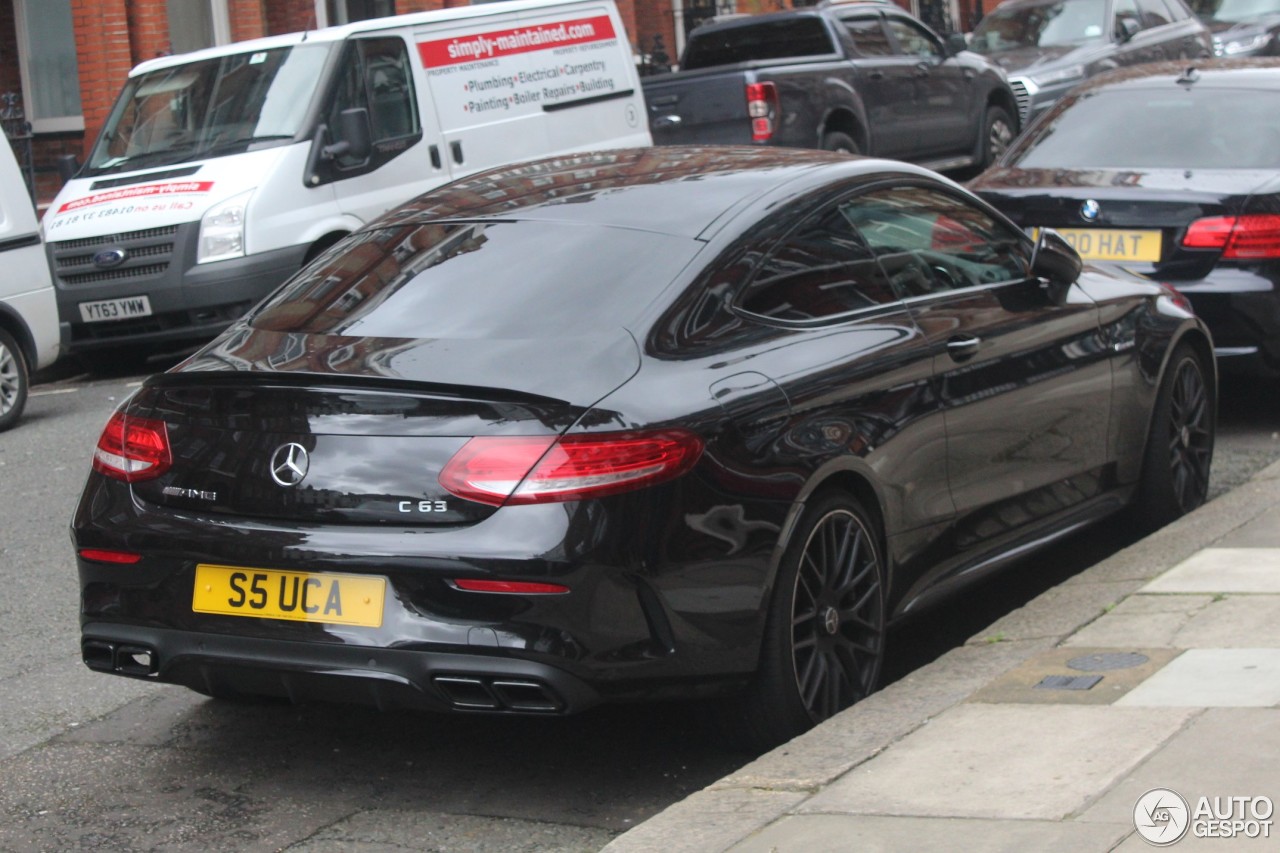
[
  {"left": 1069, "top": 57, "right": 1280, "bottom": 96},
  {"left": 377, "top": 146, "right": 940, "bottom": 239}
]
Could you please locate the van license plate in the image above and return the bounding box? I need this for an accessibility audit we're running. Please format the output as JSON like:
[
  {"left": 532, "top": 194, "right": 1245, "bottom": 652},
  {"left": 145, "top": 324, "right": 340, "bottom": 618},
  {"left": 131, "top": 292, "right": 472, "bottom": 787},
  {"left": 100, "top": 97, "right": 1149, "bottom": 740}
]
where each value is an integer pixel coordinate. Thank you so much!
[
  {"left": 79, "top": 295, "right": 153, "bottom": 323},
  {"left": 192, "top": 564, "right": 386, "bottom": 627}
]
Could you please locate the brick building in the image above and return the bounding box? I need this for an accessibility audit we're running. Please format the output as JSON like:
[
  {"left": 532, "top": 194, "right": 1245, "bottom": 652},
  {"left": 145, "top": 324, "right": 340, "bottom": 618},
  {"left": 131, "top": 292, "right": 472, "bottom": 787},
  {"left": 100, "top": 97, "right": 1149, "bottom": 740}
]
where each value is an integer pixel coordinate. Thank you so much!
[{"left": 1, "top": 0, "right": 972, "bottom": 206}]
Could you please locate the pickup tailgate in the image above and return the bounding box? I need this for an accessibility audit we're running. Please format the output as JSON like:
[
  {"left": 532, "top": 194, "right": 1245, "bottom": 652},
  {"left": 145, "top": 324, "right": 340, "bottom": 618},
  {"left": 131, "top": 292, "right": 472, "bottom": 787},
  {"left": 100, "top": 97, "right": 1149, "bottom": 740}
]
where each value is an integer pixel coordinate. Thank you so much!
[{"left": 643, "top": 70, "right": 753, "bottom": 145}]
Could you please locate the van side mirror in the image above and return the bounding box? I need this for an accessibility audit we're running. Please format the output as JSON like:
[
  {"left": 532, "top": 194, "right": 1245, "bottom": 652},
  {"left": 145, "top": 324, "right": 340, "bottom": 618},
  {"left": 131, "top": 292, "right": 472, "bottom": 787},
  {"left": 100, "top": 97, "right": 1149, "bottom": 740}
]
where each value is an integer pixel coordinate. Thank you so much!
[
  {"left": 1116, "top": 17, "right": 1140, "bottom": 43},
  {"left": 945, "top": 33, "right": 969, "bottom": 56},
  {"left": 325, "top": 108, "right": 373, "bottom": 163},
  {"left": 56, "top": 154, "right": 81, "bottom": 185},
  {"left": 1031, "top": 228, "right": 1082, "bottom": 303}
]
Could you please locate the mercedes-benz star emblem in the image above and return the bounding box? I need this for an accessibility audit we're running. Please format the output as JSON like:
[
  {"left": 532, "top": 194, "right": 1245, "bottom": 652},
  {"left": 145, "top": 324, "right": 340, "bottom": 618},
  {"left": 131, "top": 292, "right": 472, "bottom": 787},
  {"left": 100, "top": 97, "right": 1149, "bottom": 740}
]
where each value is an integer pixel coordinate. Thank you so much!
[
  {"left": 270, "top": 443, "right": 310, "bottom": 487},
  {"left": 1080, "top": 199, "right": 1101, "bottom": 222}
]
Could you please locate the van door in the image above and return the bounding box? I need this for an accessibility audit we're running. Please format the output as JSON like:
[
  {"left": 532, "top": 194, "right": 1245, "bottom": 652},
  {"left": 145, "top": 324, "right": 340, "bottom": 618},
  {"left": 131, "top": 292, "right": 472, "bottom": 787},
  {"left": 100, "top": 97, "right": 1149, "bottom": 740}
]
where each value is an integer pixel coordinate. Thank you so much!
[
  {"left": 323, "top": 35, "right": 451, "bottom": 223},
  {"left": 415, "top": 3, "right": 647, "bottom": 176}
]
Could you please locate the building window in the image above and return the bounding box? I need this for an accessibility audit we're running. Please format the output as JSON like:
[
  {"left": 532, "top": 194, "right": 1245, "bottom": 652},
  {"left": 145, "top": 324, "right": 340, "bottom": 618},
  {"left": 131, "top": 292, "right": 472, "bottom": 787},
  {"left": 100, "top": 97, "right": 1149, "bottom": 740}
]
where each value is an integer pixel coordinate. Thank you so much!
[
  {"left": 13, "top": 0, "right": 83, "bottom": 132},
  {"left": 169, "top": 0, "right": 232, "bottom": 54},
  {"left": 323, "top": 0, "right": 397, "bottom": 26}
]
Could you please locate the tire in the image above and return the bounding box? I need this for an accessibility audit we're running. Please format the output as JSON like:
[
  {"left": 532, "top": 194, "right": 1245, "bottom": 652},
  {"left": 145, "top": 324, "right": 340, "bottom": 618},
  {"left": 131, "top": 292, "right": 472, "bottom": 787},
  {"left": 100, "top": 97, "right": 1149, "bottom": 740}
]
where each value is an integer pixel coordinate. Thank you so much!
[
  {"left": 978, "top": 105, "right": 1015, "bottom": 171},
  {"left": 821, "top": 131, "right": 860, "bottom": 155},
  {"left": 1133, "top": 344, "right": 1214, "bottom": 531},
  {"left": 0, "top": 327, "right": 30, "bottom": 432},
  {"left": 723, "top": 491, "right": 886, "bottom": 751}
]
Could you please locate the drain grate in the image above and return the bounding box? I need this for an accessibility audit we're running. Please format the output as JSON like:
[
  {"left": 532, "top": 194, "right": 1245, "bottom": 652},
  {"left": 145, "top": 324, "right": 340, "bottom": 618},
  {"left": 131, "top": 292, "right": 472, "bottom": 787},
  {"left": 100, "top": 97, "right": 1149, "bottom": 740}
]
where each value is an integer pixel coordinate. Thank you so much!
[
  {"left": 1035, "top": 674, "right": 1104, "bottom": 691},
  {"left": 1067, "top": 652, "right": 1150, "bottom": 672}
]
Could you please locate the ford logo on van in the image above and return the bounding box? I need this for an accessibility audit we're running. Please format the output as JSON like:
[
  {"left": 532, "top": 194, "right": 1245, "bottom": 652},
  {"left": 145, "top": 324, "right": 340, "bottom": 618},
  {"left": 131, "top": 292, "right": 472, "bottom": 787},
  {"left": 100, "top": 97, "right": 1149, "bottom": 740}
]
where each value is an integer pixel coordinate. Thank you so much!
[{"left": 92, "top": 248, "right": 128, "bottom": 269}]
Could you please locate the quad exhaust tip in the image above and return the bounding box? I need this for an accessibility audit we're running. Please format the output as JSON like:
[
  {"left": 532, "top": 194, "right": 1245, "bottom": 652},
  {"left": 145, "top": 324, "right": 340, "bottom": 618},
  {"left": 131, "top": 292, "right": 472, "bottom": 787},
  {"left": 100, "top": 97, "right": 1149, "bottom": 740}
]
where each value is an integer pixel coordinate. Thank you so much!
[{"left": 432, "top": 675, "right": 564, "bottom": 713}]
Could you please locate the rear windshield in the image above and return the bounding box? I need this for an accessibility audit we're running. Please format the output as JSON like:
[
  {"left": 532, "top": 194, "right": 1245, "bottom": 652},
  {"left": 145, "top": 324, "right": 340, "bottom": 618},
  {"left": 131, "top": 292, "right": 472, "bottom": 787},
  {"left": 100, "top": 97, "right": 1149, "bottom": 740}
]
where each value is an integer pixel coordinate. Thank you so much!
[
  {"left": 1009, "top": 88, "right": 1280, "bottom": 169},
  {"left": 249, "top": 220, "right": 699, "bottom": 339},
  {"left": 681, "top": 18, "right": 837, "bottom": 70}
]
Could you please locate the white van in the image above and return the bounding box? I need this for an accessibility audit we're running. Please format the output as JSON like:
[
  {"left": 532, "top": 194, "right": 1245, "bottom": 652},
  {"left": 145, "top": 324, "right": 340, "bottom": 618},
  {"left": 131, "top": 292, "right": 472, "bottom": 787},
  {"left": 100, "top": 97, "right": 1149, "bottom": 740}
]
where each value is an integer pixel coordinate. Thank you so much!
[
  {"left": 0, "top": 141, "right": 59, "bottom": 431},
  {"left": 43, "top": 0, "right": 650, "bottom": 355}
]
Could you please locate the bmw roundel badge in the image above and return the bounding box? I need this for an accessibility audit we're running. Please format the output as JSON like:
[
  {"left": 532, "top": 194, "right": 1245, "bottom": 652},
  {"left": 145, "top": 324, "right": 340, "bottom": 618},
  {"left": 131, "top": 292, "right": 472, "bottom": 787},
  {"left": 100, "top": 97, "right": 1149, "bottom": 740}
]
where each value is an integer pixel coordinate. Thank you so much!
[{"left": 1079, "top": 199, "right": 1101, "bottom": 222}]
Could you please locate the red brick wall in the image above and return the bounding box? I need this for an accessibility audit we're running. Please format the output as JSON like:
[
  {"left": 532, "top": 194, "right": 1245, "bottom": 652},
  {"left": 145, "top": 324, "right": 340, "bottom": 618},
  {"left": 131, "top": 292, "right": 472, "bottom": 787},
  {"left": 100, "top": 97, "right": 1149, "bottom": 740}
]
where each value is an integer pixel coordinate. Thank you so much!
[
  {"left": 228, "top": 0, "right": 269, "bottom": 42},
  {"left": 69, "top": 0, "right": 134, "bottom": 163},
  {"left": 0, "top": 3, "right": 21, "bottom": 96},
  {"left": 267, "top": 0, "right": 321, "bottom": 35},
  {"left": 125, "top": 0, "right": 172, "bottom": 62}
]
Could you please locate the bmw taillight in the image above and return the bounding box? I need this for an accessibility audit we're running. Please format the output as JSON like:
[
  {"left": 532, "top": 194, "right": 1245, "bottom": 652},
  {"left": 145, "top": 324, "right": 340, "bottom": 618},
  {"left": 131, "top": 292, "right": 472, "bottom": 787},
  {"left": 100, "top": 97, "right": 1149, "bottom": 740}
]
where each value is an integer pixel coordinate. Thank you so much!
[
  {"left": 746, "top": 82, "right": 779, "bottom": 143},
  {"left": 92, "top": 411, "right": 172, "bottom": 482},
  {"left": 1182, "top": 214, "right": 1280, "bottom": 259},
  {"left": 439, "top": 429, "right": 704, "bottom": 506}
]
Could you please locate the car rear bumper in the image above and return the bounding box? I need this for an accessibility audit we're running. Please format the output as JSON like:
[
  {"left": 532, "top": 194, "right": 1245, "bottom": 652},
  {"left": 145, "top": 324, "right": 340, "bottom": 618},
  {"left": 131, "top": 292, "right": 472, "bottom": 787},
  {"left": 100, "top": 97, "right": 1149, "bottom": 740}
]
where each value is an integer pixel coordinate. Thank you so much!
[{"left": 81, "top": 622, "right": 602, "bottom": 714}]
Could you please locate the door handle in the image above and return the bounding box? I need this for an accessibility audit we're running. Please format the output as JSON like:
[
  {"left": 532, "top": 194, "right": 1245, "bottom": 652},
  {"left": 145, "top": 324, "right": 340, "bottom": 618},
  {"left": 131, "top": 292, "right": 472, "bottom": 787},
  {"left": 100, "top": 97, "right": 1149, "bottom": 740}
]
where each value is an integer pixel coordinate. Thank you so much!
[
  {"left": 867, "top": 70, "right": 885, "bottom": 81},
  {"left": 653, "top": 115, "right": 683, "bottom": 130},
  {"left": 429, "top": 145, "right": 442, "bottom": 170},
  {"left": 450, "top": 141, "right": 464, "bottom": 165},
  {"left": 914, "top": 62, "right": 931, "bottom": 76},
  {"left": 946, "top": 335, "right": 982, "bottom": 361}
]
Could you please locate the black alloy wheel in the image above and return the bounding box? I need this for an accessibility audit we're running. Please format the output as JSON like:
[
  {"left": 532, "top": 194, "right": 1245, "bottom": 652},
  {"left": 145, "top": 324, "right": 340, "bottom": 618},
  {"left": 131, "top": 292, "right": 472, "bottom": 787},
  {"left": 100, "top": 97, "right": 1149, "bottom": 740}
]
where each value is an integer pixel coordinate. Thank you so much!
[
  {"left": 821, "top": 131, "right": 860, "bottom": 155},
  {"left": 726, "top": 492, "right": 886, "bottom": 750},
  {"left": 1136, "top": 344, "right": 1214, "bottom": 529}
]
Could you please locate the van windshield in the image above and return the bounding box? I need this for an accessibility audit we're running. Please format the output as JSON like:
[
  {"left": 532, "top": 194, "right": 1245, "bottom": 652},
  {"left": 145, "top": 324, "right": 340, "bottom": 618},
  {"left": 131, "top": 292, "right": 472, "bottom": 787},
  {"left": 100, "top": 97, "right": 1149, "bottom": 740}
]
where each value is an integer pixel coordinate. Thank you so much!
[{"left": 85, "top": 44, "right": 332, "bottom": 176}]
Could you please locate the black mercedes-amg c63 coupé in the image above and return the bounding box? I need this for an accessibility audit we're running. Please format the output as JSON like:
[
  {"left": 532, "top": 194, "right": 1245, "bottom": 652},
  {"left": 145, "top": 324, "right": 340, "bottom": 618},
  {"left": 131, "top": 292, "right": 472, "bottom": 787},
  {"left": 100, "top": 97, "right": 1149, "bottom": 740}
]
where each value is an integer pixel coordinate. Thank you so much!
[{"left": 74, "top": 147, "right": 1215, "bottom": 748}]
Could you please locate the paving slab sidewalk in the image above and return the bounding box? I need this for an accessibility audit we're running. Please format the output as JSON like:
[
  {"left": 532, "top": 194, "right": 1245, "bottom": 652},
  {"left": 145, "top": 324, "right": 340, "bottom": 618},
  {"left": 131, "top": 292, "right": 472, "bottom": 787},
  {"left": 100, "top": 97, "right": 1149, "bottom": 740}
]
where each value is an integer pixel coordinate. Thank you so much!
[{"left": 604, "top": 460, "right": 1280, "bottom": 852}]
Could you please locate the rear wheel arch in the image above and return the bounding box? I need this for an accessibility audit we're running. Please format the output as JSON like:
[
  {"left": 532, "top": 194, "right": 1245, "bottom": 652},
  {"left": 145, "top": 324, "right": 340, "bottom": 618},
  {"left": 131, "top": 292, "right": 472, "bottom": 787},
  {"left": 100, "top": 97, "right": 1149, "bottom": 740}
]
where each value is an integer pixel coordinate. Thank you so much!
[{"left": 819, "top": 108, "right": 867, "bottom": 154}]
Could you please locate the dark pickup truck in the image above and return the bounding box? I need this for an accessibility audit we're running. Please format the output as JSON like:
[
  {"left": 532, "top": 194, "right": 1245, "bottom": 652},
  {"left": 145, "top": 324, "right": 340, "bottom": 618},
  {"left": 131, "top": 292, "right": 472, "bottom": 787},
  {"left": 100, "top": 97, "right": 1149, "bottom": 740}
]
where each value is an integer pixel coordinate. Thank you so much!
[{"left": 643, "top": 2, "right": 1021, "bottom": 173}]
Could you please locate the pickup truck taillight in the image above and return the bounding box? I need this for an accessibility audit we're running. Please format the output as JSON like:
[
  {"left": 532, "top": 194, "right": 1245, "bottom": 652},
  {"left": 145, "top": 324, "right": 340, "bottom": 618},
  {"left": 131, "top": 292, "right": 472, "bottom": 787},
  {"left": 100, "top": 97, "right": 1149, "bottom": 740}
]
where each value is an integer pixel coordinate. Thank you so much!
[{"left": 746, "top": 82, "right": 779, "bottom": 142}]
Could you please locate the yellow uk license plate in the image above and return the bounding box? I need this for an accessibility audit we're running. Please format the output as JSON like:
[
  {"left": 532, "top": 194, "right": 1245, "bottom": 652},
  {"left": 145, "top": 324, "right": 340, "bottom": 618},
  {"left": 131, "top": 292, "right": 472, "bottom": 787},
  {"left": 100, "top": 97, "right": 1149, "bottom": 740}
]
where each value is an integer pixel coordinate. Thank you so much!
[
  {"left": 1045, "top": 228, "right": 1163, "bottom": 262},
  {"left": 192, "top": 564, "right": 386, "bottom": 627}
]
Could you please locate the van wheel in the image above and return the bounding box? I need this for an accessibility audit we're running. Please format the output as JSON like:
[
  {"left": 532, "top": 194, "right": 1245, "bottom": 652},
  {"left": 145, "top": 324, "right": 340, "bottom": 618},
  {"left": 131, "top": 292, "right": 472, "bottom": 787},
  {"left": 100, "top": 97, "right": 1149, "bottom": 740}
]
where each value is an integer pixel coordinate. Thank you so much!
[
  {"left": 1134, "top": 344, "right": 1214, "bottom": 531},
  {"left": 0, "top": 328, "right": 30, "bottom": 431},
  {"left": 722, "top": 491, "right": 886, "bottom": 751},
  {"left": 980, "top": 106, "right": 1015, "bottom": 170},
  {"left": 821, "top": 132, "right": 860, "bottom": 155}
]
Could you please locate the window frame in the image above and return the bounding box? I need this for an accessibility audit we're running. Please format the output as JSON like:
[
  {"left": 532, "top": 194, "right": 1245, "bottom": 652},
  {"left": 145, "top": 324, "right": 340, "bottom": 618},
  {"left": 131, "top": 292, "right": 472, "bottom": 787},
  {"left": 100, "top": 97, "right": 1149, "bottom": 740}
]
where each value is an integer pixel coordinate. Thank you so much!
[{"left": 12, "top": 0, "right": 83, "bottom": 133}]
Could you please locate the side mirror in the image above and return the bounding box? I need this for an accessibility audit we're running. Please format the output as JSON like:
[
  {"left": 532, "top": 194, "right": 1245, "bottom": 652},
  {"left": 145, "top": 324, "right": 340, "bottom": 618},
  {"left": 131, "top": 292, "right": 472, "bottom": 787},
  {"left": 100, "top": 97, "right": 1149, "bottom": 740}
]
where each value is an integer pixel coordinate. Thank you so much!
[
  {"left": 1030, "top": 228, "right": 1082, "bottom": 303},
  {"left": 946, "top": 32, "right": 969, "bottom": 56},
  {"left": 325, "top": 107, "right": 373, "bottom": 163},
  {"left": 55, "top": 154, "right": 81, "bottom": 185},
  {"left": 1115, "top": 17, "right": 1140, "bottom": 43}
]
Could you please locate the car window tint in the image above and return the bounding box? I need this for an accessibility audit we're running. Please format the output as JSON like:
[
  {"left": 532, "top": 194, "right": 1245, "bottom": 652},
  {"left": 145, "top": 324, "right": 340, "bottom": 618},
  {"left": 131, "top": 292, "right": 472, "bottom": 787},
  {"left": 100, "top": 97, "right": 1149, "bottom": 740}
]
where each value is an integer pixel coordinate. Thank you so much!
[
  {"left": 841, "top": 187, "right": 1030, "bottom": 297},
  {"left": 250, "top": 221, "right": 700, "bottom": 338},
  {"left": 738, "top": 207, "right": 898, "bottom": 322},
  {"left": 1010, "top": 88, "right": 1280, "bottom": 169},
  {"left": 885, "top": 17, "right": 942, "bottom": 58},
  {"left": 1136, "top": 0, "right": 1173, "bottom": 26},
  {"left": 841, "top": 15, "right": 895, "bottom": 56},
  {"left": 681, "top": 18, "right": 836, "bottom": 69}
]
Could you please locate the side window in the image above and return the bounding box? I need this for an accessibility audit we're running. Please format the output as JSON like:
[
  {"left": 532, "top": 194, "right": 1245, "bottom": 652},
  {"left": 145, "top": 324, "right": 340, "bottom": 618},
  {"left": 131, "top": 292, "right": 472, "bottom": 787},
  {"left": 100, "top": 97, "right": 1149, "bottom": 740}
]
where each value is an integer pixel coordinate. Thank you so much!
[
  {"left": 841, "top": 15, "right": 894, "bottom": 56},
  {"left": 328, "top": 37, "right": 420, "bottom": 164},
  {"left": 1135, "top": 0, "right": 1172, "bottom": 27},
  {"left": 885, "top": 18, "right": 942, "bottom": 59},
  {"left": 841, "top": 187, "right": 1030, "bottom": 297},
  {"left": 737, "top": 207, "right": 899, "bottom": 323},
  {"left": 1114, "top": 0, "right": 1144, "bottom": 31}
]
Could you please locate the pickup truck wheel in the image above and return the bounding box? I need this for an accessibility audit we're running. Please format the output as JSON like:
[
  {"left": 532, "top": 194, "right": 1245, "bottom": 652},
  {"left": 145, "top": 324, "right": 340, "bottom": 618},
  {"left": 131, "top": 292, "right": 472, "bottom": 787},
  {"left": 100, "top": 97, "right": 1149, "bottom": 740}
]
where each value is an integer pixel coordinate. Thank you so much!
[
  {"left": 0, "top": 328, "right": 29, "bottom": 432},
  {"left": 980, "top": 106, "right": 1015, "bottom": 169},
  {"left": 822, "top": 132, "right": 859, "bottom": 155}
]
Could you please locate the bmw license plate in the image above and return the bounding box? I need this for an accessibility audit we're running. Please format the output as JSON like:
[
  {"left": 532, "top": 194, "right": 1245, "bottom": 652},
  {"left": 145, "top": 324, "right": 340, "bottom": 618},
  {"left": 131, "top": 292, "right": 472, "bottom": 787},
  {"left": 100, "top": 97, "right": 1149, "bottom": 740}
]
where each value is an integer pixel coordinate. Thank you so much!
[
  {"left": 78, "top": 295, "right": 153, "bottom": 323},
  {"left": 192, "top": 564, "right": 386, "bottom": 627},
  {"left": 1040, "top": 228, "right": 1162, "bottom": 263}
]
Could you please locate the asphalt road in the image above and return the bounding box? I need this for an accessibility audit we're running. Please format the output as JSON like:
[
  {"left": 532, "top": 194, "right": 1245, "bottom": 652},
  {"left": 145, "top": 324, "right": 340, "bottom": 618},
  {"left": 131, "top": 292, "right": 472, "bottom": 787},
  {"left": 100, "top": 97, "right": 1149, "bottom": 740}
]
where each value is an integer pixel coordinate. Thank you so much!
[{"left": 0, "top": 362, "right": 1275, "bottom": 852}]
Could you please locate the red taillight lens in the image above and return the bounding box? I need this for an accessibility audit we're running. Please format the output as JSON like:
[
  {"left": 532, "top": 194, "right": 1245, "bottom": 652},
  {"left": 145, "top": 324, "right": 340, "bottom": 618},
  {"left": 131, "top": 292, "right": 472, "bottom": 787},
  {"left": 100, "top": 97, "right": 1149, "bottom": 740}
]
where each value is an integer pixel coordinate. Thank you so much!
[
  {"left": 1182, "top": 214, "right": 1280, "bottom": 259},
  {"left": 439, "top": 429, "right": 704, "bottom": 506},
  {"left": 92, "top": 411, "right": 172, "bottom": 482},
  {"left": 78, "top": 548, "right": 142, "bottom": 564},
  {"left": 746, "top": 82, "right": 778, "bottom": 142},
  {"left": 453, "top": 579, "right": 570, "bottom": 594}
]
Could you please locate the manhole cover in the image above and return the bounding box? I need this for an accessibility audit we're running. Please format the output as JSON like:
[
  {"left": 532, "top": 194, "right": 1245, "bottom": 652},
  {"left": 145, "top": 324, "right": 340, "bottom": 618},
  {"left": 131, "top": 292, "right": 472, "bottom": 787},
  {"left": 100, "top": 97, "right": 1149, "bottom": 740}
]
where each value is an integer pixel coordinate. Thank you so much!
[
  {"left": 1067, "top": 652, "right": 1150, "bottom": 672},
  {"left": 1036, "top": 675, "right": 1103, "bottom": 691}
]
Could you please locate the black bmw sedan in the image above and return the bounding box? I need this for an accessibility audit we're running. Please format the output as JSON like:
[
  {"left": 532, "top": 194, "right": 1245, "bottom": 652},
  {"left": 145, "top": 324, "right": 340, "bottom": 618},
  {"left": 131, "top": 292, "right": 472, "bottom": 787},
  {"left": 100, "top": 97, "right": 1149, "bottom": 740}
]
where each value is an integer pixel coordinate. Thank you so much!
[
  {"left": 74, "top": 147, "right": 1214, "bottom": 749},
  {"left": 970, "top": 59, "right": 1280, "bottom": 377}
]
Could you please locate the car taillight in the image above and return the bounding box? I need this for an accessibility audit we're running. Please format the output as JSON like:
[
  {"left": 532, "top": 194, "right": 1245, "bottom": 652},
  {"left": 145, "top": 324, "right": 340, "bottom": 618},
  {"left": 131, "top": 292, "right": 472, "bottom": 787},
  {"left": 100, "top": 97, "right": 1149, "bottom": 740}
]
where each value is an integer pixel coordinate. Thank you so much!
[
  {"left": 78, "top": 548, "right": 143, "bottom": 564},
  {"left": 92, "top": 411, "right": 172, "bottom": 482},
  {"left": 453, "top": 579, "right": 570, "bottom": 594},
  {"left": 1182, "top": 214, "right": 1280, "bottom": 259},
  {"left": 439, "top": 429, "right": 704, "bottom": 506},
  {"left": 746, "top": 82, "right": 779, "bottom": 142}
]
